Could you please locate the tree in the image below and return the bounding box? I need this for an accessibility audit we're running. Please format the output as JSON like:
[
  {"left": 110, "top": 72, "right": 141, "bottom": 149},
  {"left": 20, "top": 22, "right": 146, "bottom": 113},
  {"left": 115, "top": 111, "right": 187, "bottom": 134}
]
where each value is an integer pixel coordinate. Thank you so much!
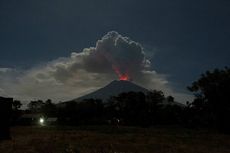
[
  {"left": 107, "top": 92, "right": 147, "bottom": 126},
  {"left": 58, "top": 99, "right": 105, "bottom": 125},
  {"left": 146, "top": 90, "right": 164, "bottom": 113},
  {"left": 146, "top": 90, "right": 165, "bottom": 104},
  {"left": 146, "top": 90, "right": 165, "bottom": 124},
  {"left": 167, "top": 96, "right": 174, "bottom": 103},
  {"left": 12, "top": 100, "right": 22, "bottom": 110},
  {"left": 27, "top": 100, "right": 45, "bottom": 112},
  {"left": 188, "top": 67, "right": 230, "bottom": 131},
  {"left": 42, "top": 99, "right": 57, "bottom": 117},
  {"left": 11, "top": 100, "right": 22, "bottom": 125},
  {"left": 108, "top": 90, "right": 166, "bottom": 126}
]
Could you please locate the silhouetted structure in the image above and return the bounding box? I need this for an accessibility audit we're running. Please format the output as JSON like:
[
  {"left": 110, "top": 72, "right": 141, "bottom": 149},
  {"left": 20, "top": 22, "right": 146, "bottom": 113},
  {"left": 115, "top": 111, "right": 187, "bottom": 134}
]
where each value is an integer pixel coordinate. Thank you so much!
[{"left": 0, "top": 97, "right": 13, "bottom": 140}]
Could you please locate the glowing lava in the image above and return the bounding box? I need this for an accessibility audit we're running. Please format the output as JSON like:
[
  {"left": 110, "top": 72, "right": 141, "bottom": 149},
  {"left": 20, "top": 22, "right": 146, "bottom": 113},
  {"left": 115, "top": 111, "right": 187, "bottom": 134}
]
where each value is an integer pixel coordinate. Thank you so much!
[
  {"left": 119, "top": 74, "right": 129, "bottom": 81},
  {"left": 112, "top": 65, "right": 130, "bottom": 81}
]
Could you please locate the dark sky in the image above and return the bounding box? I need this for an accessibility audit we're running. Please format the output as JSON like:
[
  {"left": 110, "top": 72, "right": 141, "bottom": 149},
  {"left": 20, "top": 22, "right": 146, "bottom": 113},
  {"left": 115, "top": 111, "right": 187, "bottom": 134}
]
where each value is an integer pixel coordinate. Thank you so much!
[{"left": 0, "top": 0, "right": 230, "bottom": 95}]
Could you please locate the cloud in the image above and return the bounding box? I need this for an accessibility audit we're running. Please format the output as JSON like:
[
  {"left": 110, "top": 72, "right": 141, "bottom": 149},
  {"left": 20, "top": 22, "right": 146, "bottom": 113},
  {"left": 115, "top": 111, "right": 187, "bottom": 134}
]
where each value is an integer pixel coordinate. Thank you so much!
[{"left": 0, "top": 31, "right": 193, "bottom": 104}]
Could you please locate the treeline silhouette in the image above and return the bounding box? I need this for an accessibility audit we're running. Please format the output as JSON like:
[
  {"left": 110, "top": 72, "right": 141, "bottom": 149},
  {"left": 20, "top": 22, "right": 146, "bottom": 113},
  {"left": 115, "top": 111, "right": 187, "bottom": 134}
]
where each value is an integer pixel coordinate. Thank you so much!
[
  {"left": 58, "top": 90, "right": 184, "bottom": 126},
  {"left": 5, "top": 67, "right": 230, "bottom": 133}
]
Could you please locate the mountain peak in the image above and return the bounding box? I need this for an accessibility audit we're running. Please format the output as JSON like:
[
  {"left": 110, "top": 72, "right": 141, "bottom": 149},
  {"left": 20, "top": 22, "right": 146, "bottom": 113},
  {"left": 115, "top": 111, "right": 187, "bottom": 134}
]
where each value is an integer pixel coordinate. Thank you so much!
[
  {"left": 108, "top": 80, "right": 133, "bottom": 86},
  {"left": 74, "top": 80, "right": 148, "bottom": 102}
]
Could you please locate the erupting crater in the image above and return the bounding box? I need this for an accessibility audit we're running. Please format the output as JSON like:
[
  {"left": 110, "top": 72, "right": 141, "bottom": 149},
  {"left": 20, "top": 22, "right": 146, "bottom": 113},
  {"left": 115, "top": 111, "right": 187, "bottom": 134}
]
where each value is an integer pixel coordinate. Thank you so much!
[{"left": 112, "top": 65, "right": 131, "bottom": 81}]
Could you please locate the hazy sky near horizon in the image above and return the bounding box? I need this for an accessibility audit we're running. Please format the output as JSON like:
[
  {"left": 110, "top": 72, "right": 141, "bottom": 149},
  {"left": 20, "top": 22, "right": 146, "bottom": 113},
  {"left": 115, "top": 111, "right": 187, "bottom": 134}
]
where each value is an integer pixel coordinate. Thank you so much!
[{"left": 0, "top": 0, "right": 229, "bottom": 103}]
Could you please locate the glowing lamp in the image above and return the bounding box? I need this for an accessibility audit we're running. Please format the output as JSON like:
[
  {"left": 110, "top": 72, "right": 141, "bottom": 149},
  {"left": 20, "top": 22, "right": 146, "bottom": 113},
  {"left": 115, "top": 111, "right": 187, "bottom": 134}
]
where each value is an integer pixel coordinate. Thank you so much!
[{"left": 39, "top": 117, "right": 45, "bottom": 125}]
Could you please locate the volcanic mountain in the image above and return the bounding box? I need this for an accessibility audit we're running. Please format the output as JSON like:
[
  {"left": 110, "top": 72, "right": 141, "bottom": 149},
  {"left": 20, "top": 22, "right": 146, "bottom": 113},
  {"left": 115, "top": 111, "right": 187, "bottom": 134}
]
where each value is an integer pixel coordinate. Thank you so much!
[
  {"left": 73, "top": 80, "right": 149, "bottom": 102},
  {"left": 58, "top": 80, "right": 184, "bottom": 107}
]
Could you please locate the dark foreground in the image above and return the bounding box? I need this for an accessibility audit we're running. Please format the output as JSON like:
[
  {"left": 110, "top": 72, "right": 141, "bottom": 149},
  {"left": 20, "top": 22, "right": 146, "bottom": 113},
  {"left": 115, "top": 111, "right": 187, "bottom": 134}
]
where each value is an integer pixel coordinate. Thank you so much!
[{"left": 1, "top": 126, "right": 230, "bottom": 153}]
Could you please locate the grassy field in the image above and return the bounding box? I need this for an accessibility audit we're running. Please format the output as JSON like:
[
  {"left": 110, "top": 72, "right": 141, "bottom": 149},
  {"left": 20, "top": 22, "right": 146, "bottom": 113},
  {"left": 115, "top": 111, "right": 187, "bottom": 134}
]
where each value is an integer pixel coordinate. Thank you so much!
[{"left": 1, "top": 125, "right": 230, "bottom": 153}]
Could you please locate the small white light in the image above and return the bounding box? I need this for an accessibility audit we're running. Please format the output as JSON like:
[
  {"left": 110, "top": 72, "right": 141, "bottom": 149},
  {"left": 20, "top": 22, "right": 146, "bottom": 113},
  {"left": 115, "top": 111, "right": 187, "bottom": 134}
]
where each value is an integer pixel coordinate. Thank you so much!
[{"left": 39, "top": 118, "right": 44, "bottom": 124}]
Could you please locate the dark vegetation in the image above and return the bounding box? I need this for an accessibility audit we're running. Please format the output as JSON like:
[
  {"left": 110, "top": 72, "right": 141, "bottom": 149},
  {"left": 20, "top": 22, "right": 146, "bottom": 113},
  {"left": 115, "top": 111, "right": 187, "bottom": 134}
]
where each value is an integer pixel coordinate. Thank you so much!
[
  {"left": 187, "top": 67, "right": 230, "bottom": 132},
  {"left": 14, "top": 90, "right": 184, "bottom": 127}
]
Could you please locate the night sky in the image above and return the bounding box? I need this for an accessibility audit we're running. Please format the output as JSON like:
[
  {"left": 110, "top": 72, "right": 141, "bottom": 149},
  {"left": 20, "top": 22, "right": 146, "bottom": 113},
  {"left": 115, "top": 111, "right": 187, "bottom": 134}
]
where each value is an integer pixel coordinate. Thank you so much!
[{"left": 0, "top": 0, "right": 229, "bottom": 104}]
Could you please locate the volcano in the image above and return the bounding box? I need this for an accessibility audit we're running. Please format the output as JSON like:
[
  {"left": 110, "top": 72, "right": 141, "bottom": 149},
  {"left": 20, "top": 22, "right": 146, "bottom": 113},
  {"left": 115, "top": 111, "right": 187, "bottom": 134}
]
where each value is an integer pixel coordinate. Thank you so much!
[{"left": 73, "top": 80, "right": 149, "bottom": 102}]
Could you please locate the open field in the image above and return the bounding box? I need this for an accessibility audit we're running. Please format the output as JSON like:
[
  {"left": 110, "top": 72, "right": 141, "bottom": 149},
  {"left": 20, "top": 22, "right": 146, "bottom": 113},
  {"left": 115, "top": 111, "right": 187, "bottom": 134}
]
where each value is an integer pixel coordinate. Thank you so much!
[{"left": 1, "top": 126, "right": 230, "bottom": 153}]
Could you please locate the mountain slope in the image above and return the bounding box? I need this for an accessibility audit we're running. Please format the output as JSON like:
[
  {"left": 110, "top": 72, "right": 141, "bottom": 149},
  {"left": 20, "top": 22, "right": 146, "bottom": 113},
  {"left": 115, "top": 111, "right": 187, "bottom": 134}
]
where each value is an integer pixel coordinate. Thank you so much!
[{"left": 73, "top": 80, "right": 149, "bottom": 102}]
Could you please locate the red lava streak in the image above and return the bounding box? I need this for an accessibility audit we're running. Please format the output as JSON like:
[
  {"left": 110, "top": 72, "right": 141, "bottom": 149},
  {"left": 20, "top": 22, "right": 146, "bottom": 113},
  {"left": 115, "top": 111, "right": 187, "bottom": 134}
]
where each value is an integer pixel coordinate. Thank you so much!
[{"left": 112, "top": 66, "right": 130, "bottom": 81}]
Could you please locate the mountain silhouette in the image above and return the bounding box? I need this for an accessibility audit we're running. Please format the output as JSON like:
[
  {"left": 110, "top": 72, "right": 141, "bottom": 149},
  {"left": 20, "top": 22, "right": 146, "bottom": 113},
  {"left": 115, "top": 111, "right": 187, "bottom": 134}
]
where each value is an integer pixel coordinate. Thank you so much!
[
  {"left": 58, "top": 80, "right": 184, "bottom": 107},
  {"left": 73, "top": 80, "right": 149, "bottom": 102}
]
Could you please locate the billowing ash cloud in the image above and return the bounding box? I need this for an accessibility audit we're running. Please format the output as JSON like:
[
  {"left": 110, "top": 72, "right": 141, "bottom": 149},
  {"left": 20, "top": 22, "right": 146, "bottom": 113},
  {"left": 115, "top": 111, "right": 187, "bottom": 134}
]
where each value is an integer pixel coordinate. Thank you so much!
[
  {"left": 94, "top": 31, "right": 149, "bottom": 80},
  {"left": 0, "top": 31, "right": 192, "bottom": 104},
  {"left": 52, "top": 31, "right": 149, "bottom": 81}
]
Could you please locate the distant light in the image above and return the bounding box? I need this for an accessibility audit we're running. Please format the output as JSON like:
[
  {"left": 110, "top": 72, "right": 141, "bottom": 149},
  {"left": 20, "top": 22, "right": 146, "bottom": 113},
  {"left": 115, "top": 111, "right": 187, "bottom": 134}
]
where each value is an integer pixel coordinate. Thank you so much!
[{"left": 39, "top": 117, "right": 44, "bottom": 125}]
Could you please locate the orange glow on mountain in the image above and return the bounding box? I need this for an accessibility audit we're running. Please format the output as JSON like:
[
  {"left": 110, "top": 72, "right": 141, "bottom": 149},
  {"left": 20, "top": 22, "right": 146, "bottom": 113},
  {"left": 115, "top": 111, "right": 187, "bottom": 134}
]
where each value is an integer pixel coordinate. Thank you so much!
[
  {"left": 119, "top": 74, "right": 129, "bottom": 81},
  {"left": 112, "top": 65, "right": 130, "bottom": 81}
]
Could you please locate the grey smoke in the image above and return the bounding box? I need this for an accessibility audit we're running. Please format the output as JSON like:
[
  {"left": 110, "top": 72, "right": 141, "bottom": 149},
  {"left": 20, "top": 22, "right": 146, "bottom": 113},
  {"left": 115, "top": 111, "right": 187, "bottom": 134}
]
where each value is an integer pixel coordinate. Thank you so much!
[{"left": 51, "top": 31, "right": 149, "bottom": 82}]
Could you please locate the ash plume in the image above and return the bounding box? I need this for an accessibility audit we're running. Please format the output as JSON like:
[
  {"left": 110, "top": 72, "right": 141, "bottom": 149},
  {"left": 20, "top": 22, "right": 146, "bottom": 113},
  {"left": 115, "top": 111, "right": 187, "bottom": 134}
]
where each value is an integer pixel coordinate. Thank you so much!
[{"left": 74, "top": 31, "right": 149, "bottom": 81}]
